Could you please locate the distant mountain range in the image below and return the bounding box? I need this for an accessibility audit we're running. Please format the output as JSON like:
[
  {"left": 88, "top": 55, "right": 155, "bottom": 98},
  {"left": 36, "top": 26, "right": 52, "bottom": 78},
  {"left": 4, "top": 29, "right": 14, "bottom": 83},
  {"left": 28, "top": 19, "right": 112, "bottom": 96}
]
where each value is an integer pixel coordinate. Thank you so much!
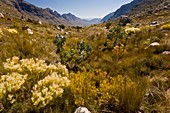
[
  {"left": 62, "top": 13, "right": 101, "bottom": 26},
  {"left": 1, "top": 0, "right": 169, "bottom": 26},
  {"left": 0, "top": 0, "right": 101, "bottom": 26}
]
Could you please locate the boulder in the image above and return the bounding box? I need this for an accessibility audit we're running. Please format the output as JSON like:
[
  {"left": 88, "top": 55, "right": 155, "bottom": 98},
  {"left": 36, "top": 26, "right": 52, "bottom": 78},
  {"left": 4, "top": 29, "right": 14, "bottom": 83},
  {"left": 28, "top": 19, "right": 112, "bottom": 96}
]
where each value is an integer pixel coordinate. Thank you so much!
[
  {"left": 145, "top": 42, "right": 160, "bottom": 49},
  {"left": 0, "top": 13, "right": 4, "bottom": 18},
  {"left": 74, "top": 107, "right": 91, "bottom": 113},
  {"left": 149, "top": 42, "right": 160, "bottom": 47},
  {"left": 150, "top": 21, "right": 159, "bottom": 26},
  {"left": 38, "top": 21, "right": 42, "bottom": 24},
  {"left": 162, "top": 51, "right": 170, "bottom": 55},
  {"left": 119, "top": 15, "right": 131, "bottom": 26},
  {"left": 27, "top": 28, "right": 33, "bottom": 35}
]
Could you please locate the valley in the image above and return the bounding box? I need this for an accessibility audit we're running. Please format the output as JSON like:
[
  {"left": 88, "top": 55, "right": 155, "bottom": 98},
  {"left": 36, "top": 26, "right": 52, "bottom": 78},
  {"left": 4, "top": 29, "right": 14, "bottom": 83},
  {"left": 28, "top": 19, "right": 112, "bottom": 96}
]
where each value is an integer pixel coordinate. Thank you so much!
[{"left": 0, "top": 0, "right": 170, "bottom": 113}]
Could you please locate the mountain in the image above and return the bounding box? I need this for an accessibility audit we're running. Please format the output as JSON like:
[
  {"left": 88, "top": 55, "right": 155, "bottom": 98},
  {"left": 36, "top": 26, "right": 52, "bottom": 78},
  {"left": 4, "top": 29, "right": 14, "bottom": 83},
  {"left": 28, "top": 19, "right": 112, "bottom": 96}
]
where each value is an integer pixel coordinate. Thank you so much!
[
  {"left": 62, "top": 13, "right": 89, "bottom": 26},
  {"left": 0, "top": 0, "right": 100, "bottom": 26},
  {"left": 101, "top": 0, "right": 143, "bottom": 22},
  {"left": 0, "top": 0, "right": 103, "bottom": 26},
  {"left": 87, "top": 18, "right": 101, "bottom": 24},
  {"left": 62, "top": 13, "right": 101, "bottom": 26},
  {"left": 62, "top": 13, "right": 80, "bottom": 22},
  {"left": 0, "top": 0, "right": 72, "bottom": 25},
  {"left": 82, "top": 18, "right": 101, "bottom": 24},
  {"left": 127, "top": 0, "right": 170, "bottom": 18},
  {"left": 100, "top": 12, "right": 114, "bottom": 22}
]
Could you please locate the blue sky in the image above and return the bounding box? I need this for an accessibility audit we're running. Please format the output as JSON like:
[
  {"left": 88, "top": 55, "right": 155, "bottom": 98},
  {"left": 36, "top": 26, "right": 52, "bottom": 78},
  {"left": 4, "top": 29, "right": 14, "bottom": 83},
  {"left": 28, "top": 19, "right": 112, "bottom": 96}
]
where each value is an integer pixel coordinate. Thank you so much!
[{"left": 25, "top": 0, "right": 132, "bottom": 19}]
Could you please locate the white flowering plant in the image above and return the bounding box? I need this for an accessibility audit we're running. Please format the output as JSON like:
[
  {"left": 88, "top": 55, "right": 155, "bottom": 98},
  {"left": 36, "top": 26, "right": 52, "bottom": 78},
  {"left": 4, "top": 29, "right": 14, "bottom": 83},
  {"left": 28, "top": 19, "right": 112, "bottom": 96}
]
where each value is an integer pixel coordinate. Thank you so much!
[
  {"left": 0, "top": 56, "right": 70, "bottom": 110},
  {"left": 6, "top": 28, "right": 18, "bottom": 34},
  {"left": 125, "top": 27, "right": 140, "bottom": 35},
  {"left": 31, "top": 72, "right": 70, "bottom": 108}
]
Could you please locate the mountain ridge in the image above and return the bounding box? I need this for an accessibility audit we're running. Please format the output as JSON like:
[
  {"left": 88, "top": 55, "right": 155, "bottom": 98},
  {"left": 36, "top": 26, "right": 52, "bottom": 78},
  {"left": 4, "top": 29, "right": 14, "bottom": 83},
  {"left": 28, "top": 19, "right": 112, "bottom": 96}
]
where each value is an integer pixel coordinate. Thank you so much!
[
  {"left": 101, "top": 0, "right": 143, "bottom": 22},
  {"left": 0, "top": 0, "right": 101, "bottom": 26},
  {"left": 1, "top": 0, "right": 72, "bottom": 25}
]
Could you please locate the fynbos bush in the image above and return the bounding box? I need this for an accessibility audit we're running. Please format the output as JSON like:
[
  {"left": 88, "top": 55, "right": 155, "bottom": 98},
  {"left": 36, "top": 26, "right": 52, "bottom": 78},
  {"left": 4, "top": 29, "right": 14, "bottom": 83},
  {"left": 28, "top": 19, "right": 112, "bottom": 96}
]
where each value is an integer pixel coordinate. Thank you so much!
[{"left": 0, "top": 56, "right": 70, "bottom": 112}]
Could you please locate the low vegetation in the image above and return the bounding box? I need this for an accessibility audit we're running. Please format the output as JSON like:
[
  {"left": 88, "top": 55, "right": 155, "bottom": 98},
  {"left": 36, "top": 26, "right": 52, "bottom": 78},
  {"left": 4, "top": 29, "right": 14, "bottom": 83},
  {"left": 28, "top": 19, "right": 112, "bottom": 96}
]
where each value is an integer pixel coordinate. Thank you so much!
[{"left": 0, "top": 7, "right": 170, "bottom": 113}]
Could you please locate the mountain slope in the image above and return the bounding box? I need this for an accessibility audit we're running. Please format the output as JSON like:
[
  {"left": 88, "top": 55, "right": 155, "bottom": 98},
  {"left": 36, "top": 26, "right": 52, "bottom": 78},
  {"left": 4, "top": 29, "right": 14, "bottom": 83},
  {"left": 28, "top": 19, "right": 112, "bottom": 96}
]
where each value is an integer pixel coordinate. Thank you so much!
[
  {"left": 0, "top": 0, "right": 72, "bottom": 25},
  {"left": 101, "top": 0, "right": 142, "bottom": 21},
  {"left": 62, "top": 13, "right": 100, "bottom": 26},
  {"left": 0, "top": 0, "right": 99, "bottom": 26},
  {"left": 100, "top": 12, "right": 114, "bottom": 22},
  {"left": 62, "top": 13, "right": 90, "bottom": 26},
  {"left": 87, "top": 18, "right": 101, "bottom": 24},
  {"left": 127, "top": 0, "right": 170, "bottom": 22},
  {"left": 82, "top": 18, "right": 101, "bottom": 25}
]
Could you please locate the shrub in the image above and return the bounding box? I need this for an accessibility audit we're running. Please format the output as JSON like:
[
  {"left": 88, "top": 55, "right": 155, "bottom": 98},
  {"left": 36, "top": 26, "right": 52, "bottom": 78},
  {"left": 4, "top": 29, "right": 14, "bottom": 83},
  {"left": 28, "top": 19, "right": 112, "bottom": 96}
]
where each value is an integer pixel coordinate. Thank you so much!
[
  {"left": 125, "top": 27, "right": 140, "bottom": 35},
  {"left": 70, "top": 69, "right": 149, "bottom": 113},
  {"left": 161, "top": 23, "right": 170, "bottom": 30},
  {"left": 31, "top": 72, "right": 70, "bottom": 108},
  {"left": 6, "top": 28, "right": 18, "bottom": 34},
  {"left": 0, "top": 28, "right": 3, "bottom": 35},
  {"left": 0, "top": 56, "right": 70, "bottom": 112},
  {"left": 58, "top": 24, "right": 65, "bottom": 29},
  {"left": 105, "top": 22, "right": 112, "bottom": 29},
  {"left": 70, "top": 69, "right": 107, "bottom": 112},
  {"left": 55, "top": 38, "right": 92, "bottom": 71},
  {"left": 143, "top": 76, "right": 168, "bottom": 112},
  {"left": 99, "top": 75, "right": 149, "bottom": 113}
]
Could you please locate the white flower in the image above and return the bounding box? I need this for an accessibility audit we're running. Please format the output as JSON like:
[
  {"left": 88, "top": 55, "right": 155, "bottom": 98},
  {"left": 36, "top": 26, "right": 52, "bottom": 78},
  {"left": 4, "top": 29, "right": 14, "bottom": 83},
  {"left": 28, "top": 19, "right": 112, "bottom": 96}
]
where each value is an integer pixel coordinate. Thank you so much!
[
  {"left": 125, "top": 27, "right": 140, "bottom": 35},
  {"left": 7, "top": 29, "right": 18, "bottom": 34},
  {"left": 31, "top": 72, "right": 70, "bottom": 108}
]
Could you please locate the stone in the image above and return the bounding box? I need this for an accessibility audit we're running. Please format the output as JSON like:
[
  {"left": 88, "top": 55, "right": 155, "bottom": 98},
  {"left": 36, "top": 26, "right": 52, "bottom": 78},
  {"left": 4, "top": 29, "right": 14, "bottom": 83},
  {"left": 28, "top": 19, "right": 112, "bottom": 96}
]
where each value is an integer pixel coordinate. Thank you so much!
[
  {"left": 38, "top": 21, "right": 42, "bottom": 24},
  {"left": 145, "top": 42, "right": 160, "bottom": 49},
  {"left": 150, "top": 21, "right": 159, "bottom": 26},
  {"left": 149, "top": 42, "right": 160, "bottom": 46},
  {"left": 119, "top": 15, "right": 131, "bottom": 26},
  {"left": 162, "top": 51, "right": 170, "bottom": 55},
  {"left": 74, "top": 107, "right": 91, "bottom": 113},
  {"left": 27, "top": 28, "right": 33, "bottom": 35},
  {"left": 0, "top": 13, "right": 4, "bottom": 18}
]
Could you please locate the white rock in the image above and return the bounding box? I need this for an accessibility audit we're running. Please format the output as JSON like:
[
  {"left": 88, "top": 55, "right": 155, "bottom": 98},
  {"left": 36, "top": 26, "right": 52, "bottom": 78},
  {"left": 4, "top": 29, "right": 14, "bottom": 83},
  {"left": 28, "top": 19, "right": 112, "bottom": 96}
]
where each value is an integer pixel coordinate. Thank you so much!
[
  {"left": 162, "top": 51, "right": 170, "bottom": 55},
  {"left": 56, "top": 26, "right": 61, "bottom": 30},
  {"left": 27, "top": 28, "right": 33, "bottom": 35},
  {"left": 149, "top": 42, "right": 160, "bottom": 47},
  {"left": 150, "top": 21, "right": 159, "bottom": 26},
  {"left": 65, "top": 32, "right": 69, "bottom": 35},
  {"left": 145, "top": 42, "right": 160, "bottom": 49},
  {"left": 74, "top": 107, "right": 91, "bottom": 113},
  {"left": 38, "top": 21, "right": 42, "bottom": 24},
  {"left": 0, "top": 13, "right": 4, "bottom": 18}
]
